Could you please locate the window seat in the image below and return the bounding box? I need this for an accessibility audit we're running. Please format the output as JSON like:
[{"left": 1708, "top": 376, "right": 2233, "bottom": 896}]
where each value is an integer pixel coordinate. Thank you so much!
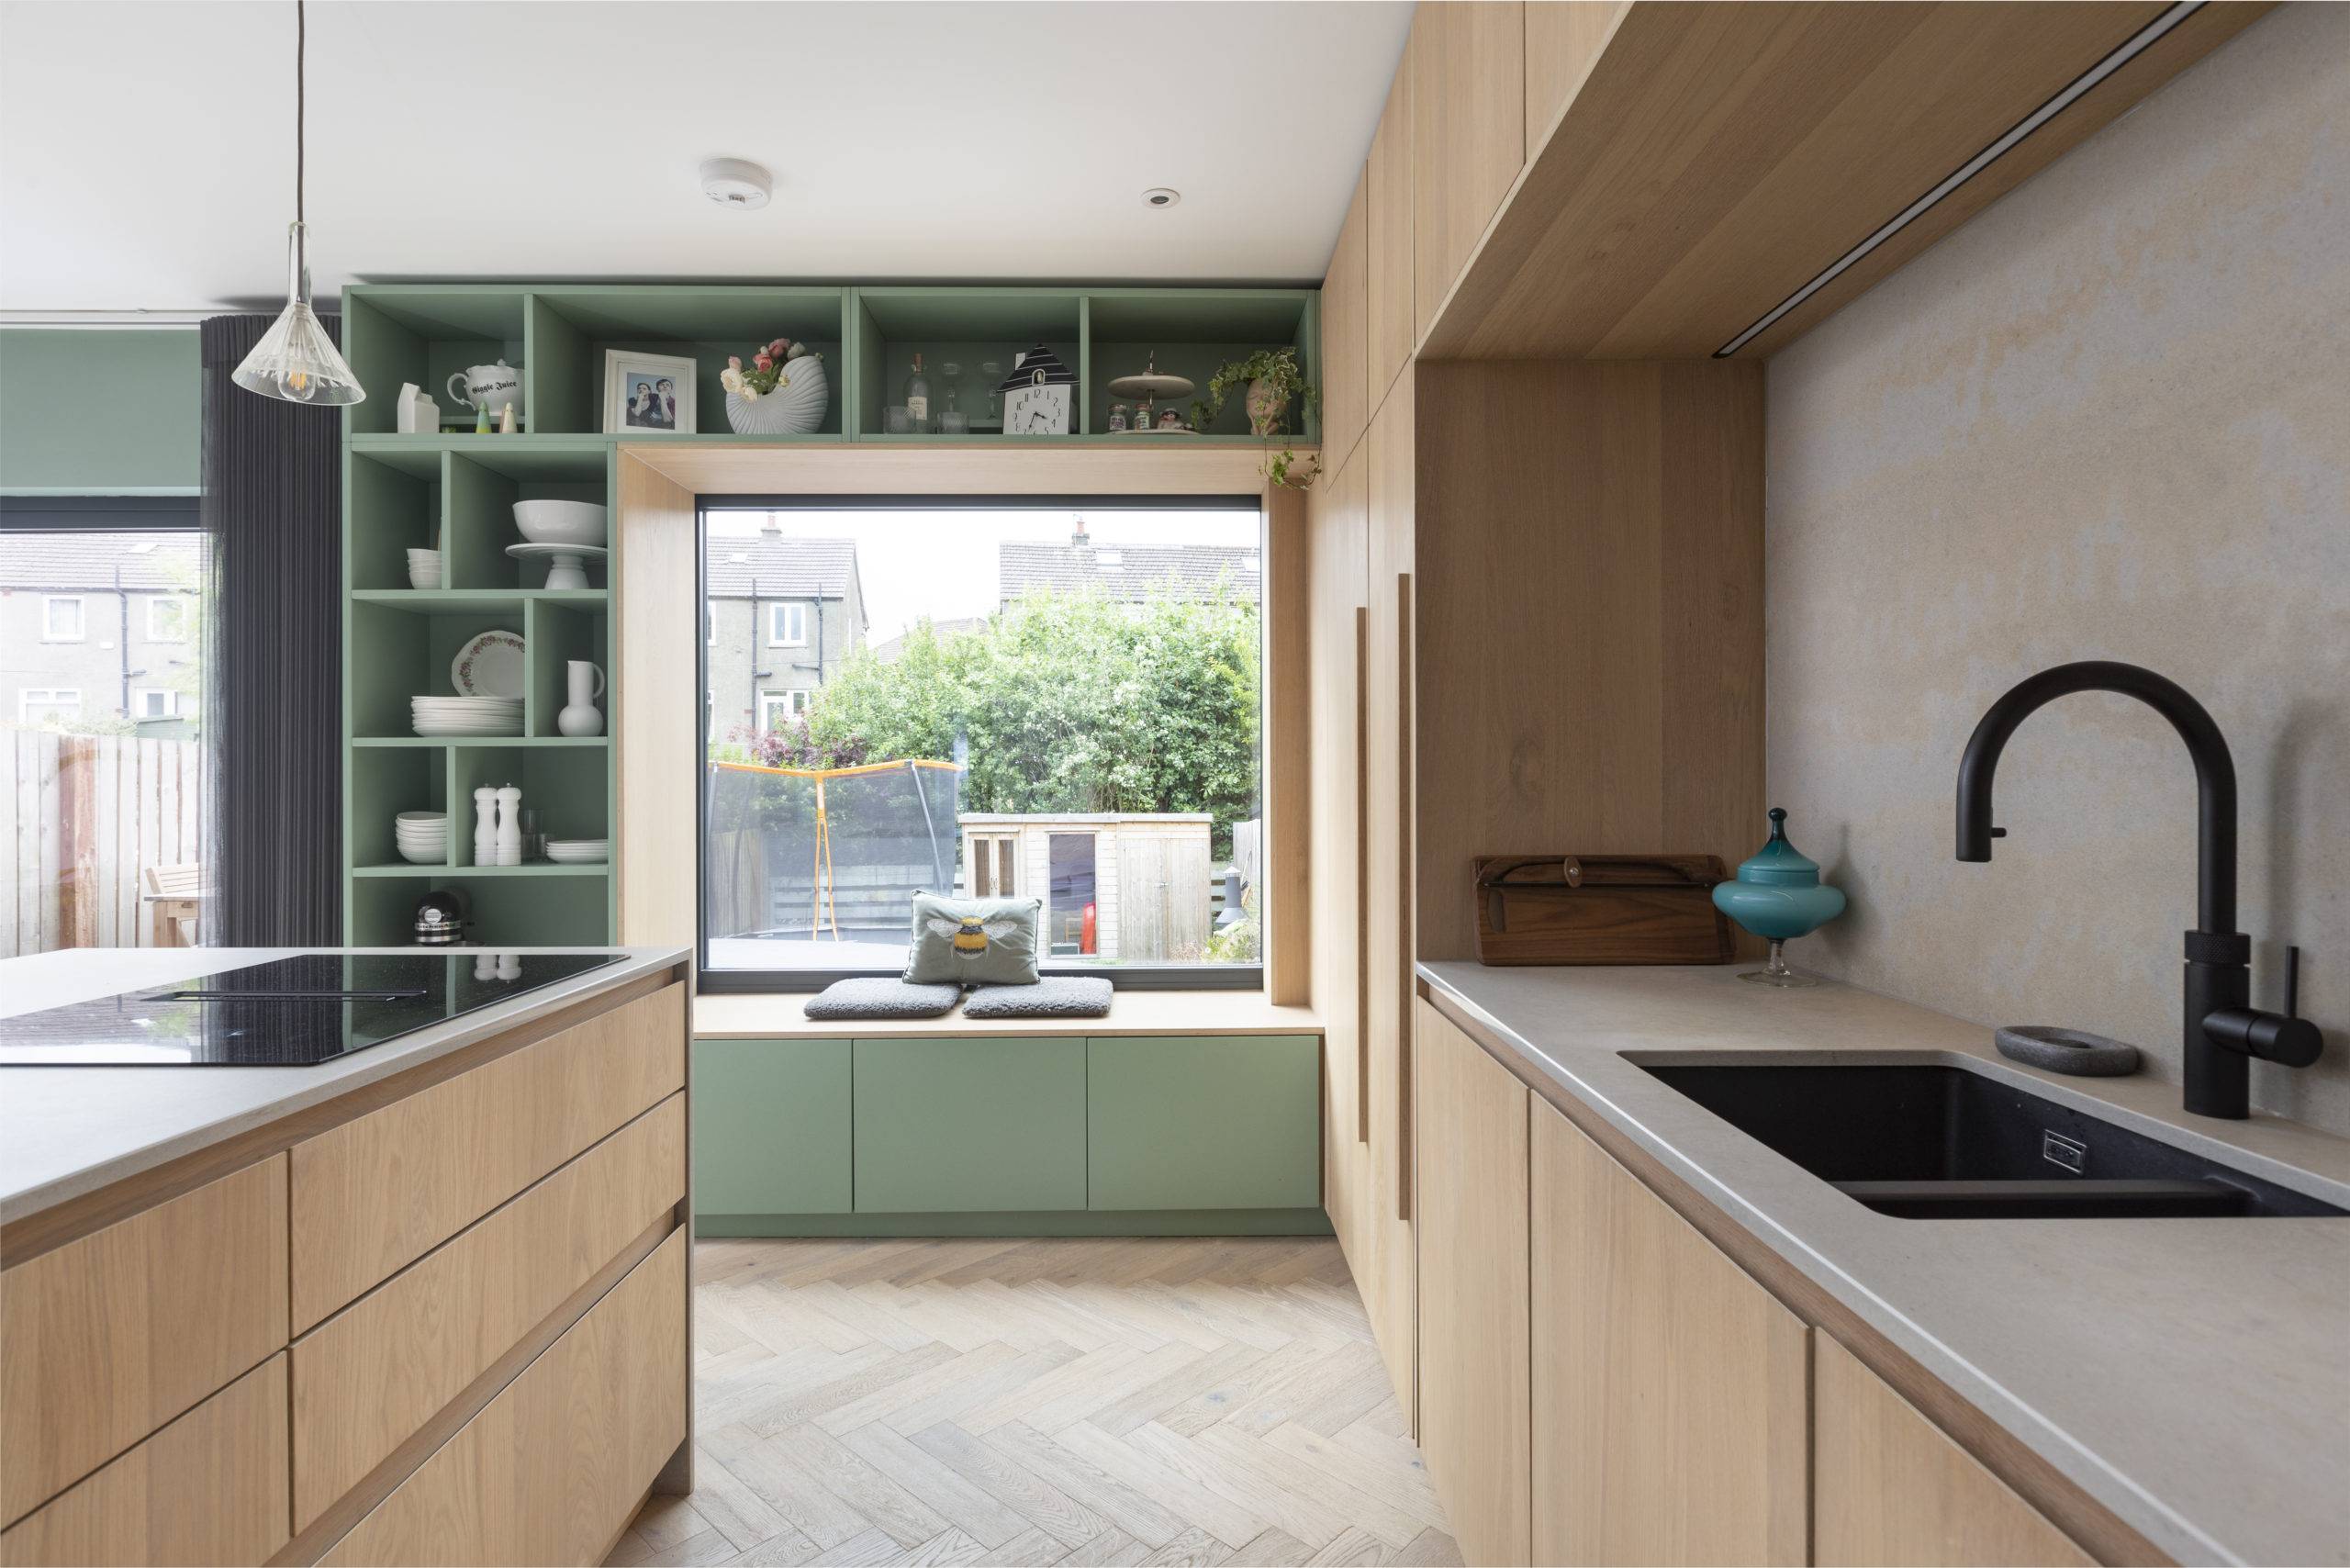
[
  {"left": 691, "top": 988, "right": 1322, "bottom": 1039},
  {"left": 689, "top": 992, "right": 1327, "bottom": 1238}
]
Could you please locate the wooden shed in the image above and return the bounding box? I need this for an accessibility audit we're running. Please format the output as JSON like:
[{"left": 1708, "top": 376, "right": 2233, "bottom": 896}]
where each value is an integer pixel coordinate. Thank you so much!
[{"left": 958, "top": 812, "right": 1214, "bottom": 962}]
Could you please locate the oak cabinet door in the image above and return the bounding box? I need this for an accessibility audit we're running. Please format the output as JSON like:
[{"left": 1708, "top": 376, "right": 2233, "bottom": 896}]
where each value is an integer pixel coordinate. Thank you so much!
[
  {"left": 1531, "top": 1100, "right": 1808, "bottom": 1565},
  {"left": 1411, "top": 2, "right": 1526, "bottom": 338},
  {"left": 1367, "top": 40, "right": 1415, "bottom": 403},
  {"left": 1412, "top": 1000, "right": 1530, "bottom": 1566},
  {"left": 1814, "top": 1334, "right": 2093, "bottom": 1567},
  {"left": 1524, "top": 2, "right": 1628, "bottom": 149},
  {"left": 1320, "top": 167, "right": 1371, "bottom": 473}
]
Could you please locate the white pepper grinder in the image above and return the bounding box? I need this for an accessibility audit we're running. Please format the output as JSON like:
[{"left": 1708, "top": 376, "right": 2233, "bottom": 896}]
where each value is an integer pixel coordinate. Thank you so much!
[
  {"left": 495, "top": 785, "right": 522, "bottom": 867},
  {"left": 473, "top": 785, "right": 498, "bottom": 868}
]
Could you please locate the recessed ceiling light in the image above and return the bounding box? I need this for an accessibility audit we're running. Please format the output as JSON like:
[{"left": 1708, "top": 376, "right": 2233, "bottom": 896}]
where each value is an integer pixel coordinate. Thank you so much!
[
  {"left": 700, "top": 158, "right": 772, "bottom": 210},
  {"left": 1143, "top": 187, "right": 1181, "bottom": 209}
]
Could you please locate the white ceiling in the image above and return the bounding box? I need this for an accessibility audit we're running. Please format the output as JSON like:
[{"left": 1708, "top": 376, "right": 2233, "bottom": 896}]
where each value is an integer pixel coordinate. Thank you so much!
[{"left": 0, "top": 0, "right": 1411, "bottom": 314}]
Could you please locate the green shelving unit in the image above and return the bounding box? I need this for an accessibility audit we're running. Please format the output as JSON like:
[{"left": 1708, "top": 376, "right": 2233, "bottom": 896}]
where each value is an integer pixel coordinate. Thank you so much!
[{"left": 341, "top": 279, "right": 1319, "bottom": 946}]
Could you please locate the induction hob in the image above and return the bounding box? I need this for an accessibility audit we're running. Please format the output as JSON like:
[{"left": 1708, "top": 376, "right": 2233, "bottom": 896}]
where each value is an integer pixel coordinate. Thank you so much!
[{"left": 0, "top": 953, "right": 624, "bottom": 1067}]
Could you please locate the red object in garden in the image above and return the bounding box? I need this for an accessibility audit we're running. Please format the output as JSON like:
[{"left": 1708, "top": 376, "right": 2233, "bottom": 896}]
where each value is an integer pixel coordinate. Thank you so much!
[{"left": 1081, "top": 902, "right": 1098, "bottom": 955}]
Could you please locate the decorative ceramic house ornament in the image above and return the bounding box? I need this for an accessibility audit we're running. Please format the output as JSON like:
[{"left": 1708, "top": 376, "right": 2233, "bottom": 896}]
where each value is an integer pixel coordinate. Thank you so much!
[
  {"left": 1710, "top": 806, "right": 1848, "bottom": 987},
  {"left": 999, "top": 345, "right": 1075, "bottom": 435}
]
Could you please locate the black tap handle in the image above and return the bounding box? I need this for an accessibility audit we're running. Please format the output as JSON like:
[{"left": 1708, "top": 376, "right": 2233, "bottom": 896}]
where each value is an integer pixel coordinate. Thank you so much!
[{"left": 2205, "top": 944, "right": 2322, "bottom": 1070}]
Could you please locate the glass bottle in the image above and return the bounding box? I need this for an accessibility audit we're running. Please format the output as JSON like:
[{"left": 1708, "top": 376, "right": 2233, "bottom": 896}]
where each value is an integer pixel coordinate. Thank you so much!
[{"left": 903, "top": 353, "right": 931, "bottom": 428}]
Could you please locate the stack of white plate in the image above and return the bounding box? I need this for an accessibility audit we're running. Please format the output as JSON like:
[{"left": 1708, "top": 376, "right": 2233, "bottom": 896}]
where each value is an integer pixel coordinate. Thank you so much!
[
  {"left": 544, "top": 838, "right": 609, "bottom": 864},
  {"left": 412, "top": 696, "right": 522, "bottom": 736},
  {"left": 395, "top": 812, "right": 448, "bottom": 865}
]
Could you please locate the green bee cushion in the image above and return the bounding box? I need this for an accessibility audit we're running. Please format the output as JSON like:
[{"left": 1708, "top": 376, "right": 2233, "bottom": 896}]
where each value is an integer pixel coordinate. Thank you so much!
[{"left": 902, "top": 892, "right": 1043, "bottom": 987}]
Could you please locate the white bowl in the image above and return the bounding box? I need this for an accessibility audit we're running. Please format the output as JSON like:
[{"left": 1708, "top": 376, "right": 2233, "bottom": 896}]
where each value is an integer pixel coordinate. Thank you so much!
[
  {"left": 396, "top": 812, "right": 447, "bottom": 823},
  {"left": 396, "top": 843, "right": 446, "bottom": 865},
  {"left": 511, "top": 499, "right": 609, "bottom": 547}
]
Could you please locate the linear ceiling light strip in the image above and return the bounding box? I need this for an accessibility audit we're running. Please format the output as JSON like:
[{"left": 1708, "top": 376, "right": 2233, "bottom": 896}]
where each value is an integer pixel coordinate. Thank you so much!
[{"left": 1714, "top": 0, "right": 2204, "bottom": 358}]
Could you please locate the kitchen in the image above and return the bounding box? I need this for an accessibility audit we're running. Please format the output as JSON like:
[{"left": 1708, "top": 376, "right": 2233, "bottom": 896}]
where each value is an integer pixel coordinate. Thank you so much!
[{"left": 1, "top": 3, "right": 2344, "bottom": 1567}]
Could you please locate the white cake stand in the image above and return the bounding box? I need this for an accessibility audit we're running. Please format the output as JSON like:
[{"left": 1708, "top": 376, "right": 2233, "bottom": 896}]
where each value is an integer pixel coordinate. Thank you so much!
[{"left": 507, "top": 543, "right": 607, "bottom": 590}]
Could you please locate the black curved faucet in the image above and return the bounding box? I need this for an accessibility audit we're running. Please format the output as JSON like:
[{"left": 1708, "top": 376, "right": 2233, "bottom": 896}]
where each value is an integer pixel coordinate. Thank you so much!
[{"left": 1955, "top": 660, "right": 2321, "bottom": 1119}]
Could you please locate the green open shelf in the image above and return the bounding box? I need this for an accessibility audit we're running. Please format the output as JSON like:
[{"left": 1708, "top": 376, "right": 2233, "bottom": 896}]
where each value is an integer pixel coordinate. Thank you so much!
[{"left": 343, "top": 278, "right": 1320, "bottom": 948}]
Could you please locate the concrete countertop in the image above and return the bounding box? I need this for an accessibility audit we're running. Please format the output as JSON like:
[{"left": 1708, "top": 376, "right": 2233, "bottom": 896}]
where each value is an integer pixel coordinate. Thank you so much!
[
  {"left": 1416, "top": 960, "right": 2350, "bottom": 1568},
  {"left": 0, "top": 946, "right": 691, "bottom": 1226}
]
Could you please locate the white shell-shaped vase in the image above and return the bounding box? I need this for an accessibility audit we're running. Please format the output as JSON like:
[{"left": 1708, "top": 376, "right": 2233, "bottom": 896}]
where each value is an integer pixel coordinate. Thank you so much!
[{"left": 725, "top": 356, "right": 829, "bottom": 435}]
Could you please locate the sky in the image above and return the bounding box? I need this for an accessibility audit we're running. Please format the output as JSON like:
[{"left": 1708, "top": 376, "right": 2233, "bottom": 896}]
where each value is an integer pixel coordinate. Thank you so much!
[{"left": 706, "top": 507, "right": 1261, "bottom": 644}]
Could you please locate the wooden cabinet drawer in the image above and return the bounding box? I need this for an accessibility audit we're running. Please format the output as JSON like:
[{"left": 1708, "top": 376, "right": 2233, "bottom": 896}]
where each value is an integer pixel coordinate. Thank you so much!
[
  {"left": 1814, "top": 1334, "right": 2092, "bottom": 1567},
  {"left": 319, "top": 1227, "right": 687, "bottom": 1567},
  {"left": 692, "top": 1037, "right": 852, "bottom": 1215},
  {"left": 291, "top": 1093, "right": 685, "bottom": 1529},
  {"left": 854, "top": 1036, "right": 1086, "bottom": 1213},
  {"left": 0, "top": 1157, "right": 288, "bottom": 1525},
  {"left": 289, "top": 981, "right": 684, "bottom": 1329},
  {"left": 1087, "top": 1036, "right": 1321, "bottom": 1210},
  {"left": 0, "top": 1354, "right": 289, "bottom": 1567}
]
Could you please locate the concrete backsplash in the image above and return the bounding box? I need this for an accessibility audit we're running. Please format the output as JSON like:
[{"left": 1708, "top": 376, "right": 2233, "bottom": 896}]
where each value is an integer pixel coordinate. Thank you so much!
[{"left": 1764, "top": 5, "right": 2350, "bottom": 1133}]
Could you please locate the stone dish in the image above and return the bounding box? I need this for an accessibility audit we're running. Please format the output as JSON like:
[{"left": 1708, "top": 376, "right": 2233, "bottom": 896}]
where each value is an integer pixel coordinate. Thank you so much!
[{"left": 1994, "top": 1025, "right": 2143, "bottom": 1076}]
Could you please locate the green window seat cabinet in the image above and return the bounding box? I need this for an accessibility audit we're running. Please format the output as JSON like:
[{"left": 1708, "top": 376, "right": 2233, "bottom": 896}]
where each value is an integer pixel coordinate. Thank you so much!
[
  {"left": 855, "top": 1036, "right": 1090, "bottom": 1213},
  {"left": 692, "top": 1038, "right": 854, "bottom": 1214},
  {"left": 690, "top": 1034, "right": 1322, "bottom": 1227},
  {"left": 1088, "top": 1036, "right": 1320, "bottom": 1210}
]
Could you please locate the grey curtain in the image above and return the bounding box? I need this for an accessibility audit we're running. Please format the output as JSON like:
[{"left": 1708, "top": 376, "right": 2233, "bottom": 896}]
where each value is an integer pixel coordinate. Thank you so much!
[{"left": 201, "top": 314, "right": 342, "bottom": 945}]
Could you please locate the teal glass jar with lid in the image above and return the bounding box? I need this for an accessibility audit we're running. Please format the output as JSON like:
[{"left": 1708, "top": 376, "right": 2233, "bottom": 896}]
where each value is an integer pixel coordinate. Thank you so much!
[{"left": 1711, "top": 807, "right": 1847, "bottom": 986}]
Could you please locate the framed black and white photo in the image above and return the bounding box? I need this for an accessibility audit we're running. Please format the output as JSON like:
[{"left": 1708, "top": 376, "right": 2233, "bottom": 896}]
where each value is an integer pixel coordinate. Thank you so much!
[{"left": 603, "top": 350, "right": 697, "bottom": 435}]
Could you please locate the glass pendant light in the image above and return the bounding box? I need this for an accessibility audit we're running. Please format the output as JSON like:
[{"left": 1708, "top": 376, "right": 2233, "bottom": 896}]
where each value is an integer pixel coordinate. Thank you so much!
[{"left": 232, "top": 0, "right": 364, "bottom": 405}]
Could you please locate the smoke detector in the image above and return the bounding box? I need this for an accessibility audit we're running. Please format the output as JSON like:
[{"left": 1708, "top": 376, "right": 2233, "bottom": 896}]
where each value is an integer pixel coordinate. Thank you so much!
[
  {"left": 699, "top": 159, "right": 773, "bottom": 210},
  {"left": 1143, "top": 187, "right": 1181, "bottom": 208}
]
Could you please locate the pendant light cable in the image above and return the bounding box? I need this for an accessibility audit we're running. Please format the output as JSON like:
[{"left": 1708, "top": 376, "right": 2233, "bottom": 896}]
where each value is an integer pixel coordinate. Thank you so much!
[{"left": 296, "top": 0, "right": 305, "bottom": 230}]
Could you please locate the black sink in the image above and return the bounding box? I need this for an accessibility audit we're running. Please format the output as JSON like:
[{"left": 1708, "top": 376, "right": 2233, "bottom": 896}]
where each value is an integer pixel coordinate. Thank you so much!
[{"left": 1638, "top": 1061, "right": 2345, "bottom": 1219}]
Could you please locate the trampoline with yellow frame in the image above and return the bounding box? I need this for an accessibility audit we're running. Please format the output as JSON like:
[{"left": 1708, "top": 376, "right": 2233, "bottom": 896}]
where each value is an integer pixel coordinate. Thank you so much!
[{"left": 706, "top": 756, "right": 965, "bottom": 944}]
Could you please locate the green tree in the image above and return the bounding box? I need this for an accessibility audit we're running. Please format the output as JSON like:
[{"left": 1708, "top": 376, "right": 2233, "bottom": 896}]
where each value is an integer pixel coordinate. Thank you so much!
[{"left": 787, "top": 582, "right": 1260, "bottom": 856}]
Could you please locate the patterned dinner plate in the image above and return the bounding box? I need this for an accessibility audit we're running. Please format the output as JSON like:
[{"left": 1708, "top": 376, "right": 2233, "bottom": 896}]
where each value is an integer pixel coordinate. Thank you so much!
[{"left": 450, "top": 630, "right": 525, "bottom": 699}]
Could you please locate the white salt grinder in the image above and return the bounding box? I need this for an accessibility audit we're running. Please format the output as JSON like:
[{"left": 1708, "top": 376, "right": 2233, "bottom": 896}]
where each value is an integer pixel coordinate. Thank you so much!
[
  {"left": 495, "top": 785, "right": 522, "bottom": 867},
  {"left": 473, "top": 785, "right": 498, "bottom": 867}
]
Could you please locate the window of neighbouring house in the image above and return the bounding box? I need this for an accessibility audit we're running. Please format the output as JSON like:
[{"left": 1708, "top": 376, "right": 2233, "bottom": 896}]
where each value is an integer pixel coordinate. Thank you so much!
[
  {"left": 18, "top": 688, "right": 81, "bottom": 722},
  {"left": 131, "top": 687, "right": 177, "bottom": 719},
  {"left": 146, "top": 595, "right": 189, "bottom": 642},
  {"left": 42, "top": 595, "right": 84, "bottom": 641},
  {"left": 699, "top": 499, "right": 1265, "bottom": 988},
  {"left": 758, "top": 689, "right": 810, "bottom": 730}
]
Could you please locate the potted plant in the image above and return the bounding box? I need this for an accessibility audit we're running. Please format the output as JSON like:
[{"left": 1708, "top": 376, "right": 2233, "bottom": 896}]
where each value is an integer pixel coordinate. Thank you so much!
[
  {"left": 1192, "top": 346, "right": 1320, "bottom": 487},
  {"left": 719, "top": 337, "right": 829, "bottom": 435}
]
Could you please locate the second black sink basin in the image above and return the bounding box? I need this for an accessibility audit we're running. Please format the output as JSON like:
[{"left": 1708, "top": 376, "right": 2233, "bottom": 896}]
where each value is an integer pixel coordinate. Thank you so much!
[{"left": 1637, "top": 1061, "right": 2344, "bottom": 1219}]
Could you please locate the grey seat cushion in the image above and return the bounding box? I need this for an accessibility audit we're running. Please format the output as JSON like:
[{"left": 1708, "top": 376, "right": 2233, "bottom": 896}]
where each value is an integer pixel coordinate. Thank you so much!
[
  {"left": 802, "top": 978, "right": 962, "bottom": 1021},
  {"left": 959, "top": 976, "right": 1114, "bottom": 1019}
]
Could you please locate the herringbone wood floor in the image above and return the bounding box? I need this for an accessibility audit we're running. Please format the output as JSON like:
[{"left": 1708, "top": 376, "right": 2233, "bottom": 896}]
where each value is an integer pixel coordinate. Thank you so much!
[{"left": 606, "top": 1238, "right": 1460, "bottom": 1568}]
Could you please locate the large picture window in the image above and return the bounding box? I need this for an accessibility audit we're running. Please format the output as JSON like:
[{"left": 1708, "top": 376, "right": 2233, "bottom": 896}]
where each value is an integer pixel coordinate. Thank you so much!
[{"left": 699, "top": 498, "right": 1265, "bottom": 990}]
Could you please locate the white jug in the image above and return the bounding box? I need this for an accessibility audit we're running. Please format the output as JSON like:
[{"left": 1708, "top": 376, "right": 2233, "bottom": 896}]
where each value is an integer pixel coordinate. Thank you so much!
[{"left": 558, "top": 660, "right": 605, "bottom": 737}]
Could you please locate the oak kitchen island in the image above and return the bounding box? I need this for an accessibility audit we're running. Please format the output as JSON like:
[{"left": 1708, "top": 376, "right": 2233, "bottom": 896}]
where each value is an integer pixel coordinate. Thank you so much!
[{"left": 0, "top": 945, "right": 693, "bottom": 1567}]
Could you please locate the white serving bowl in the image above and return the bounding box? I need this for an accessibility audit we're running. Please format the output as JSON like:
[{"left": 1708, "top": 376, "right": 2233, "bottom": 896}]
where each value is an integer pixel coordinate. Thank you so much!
[
  {"left": 396, "top": 812, "right": 447, "bottom": 824},
  {"left": 511, "top": 499, "right": 609, "bottom": 547}
]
